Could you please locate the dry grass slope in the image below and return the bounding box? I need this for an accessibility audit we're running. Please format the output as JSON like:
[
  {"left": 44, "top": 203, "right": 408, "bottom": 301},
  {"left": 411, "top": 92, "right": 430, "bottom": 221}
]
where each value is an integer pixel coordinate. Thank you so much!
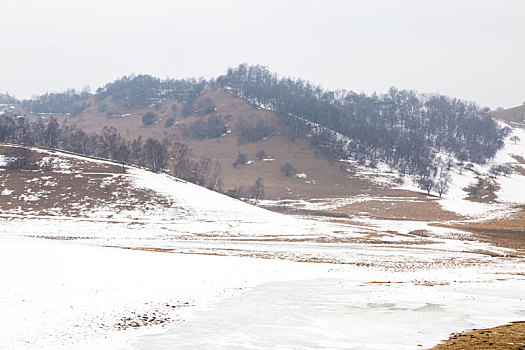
[
  {"left": 26, "top": 88, "right": 415, "bottom": 203},
  {"left": 493, "top": 105, "right": 525, "bottom": 123}
]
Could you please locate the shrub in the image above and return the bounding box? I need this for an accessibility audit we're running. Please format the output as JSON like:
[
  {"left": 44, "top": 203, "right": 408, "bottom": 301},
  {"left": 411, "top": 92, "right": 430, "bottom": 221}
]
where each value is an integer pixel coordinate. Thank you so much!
[
  {"left": 255, "top": 149, "right": 267, "bottom": 160},
  {"left": 280, "top": 162, "right": 296, "bottom": 177},
  {"left": 183, "top": 115, "right": 227, "bottom": 139},
  {"left": 236, "top": 116, "right": 275, "bottom": 143},
  {"left": 233, "top": 152, "right": 248, "bottom": 168},
  {"left": 195, "top": 98, "right": 215, "bottom": 115},
  {"left": 5, "top": 147, "right": 40, "bottom": 170},
  {"left": 142, "top": 111, "right": 157, "bottom": 125},
  {"left": 165, "top": 117, "right": 175, "bottom": 128}
]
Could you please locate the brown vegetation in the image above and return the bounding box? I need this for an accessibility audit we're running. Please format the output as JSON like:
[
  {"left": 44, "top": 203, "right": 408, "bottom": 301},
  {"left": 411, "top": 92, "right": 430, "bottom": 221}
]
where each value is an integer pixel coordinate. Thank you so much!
[
  {"left": 442, "top": 208, "right": 525, "bottom": 251},
  {"left": 0, "top": 145, "right": 172, "bottom": 218},
  {"left": 432, "top": 322, "right": 525, "bottom": 350},
  {"left": 25, "top": 88, "right": 392, "bottom": 201},
  {"left": 493, "top": 105, "right": 525, "bottom": 123}
]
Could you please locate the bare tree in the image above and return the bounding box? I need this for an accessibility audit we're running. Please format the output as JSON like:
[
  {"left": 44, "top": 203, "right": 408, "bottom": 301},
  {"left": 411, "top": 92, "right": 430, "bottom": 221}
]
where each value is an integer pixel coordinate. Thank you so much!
[
  {"left": 510, "top": 135, "right": 521, "bottom": 144},
  {"left": 144, "top": 138, "right": 169, "bottom": 171},
  {"left": 172, "top": 142, "right": 194, "bottom": 179},
  {"left": 489, "top": 164, "right": 501, "bottom": 178},
  {"left": 42, "top": 118, "right": 60, "bottom": 148},
  {"left": 280, "top": 162, "right": 296, "bottom": 177},
  {"left": 501, "top": 163, "right": 514, "bottom": 177},
  {"left": 207, "top": 161, "right": 223, "bottom": 192},
  {"left": 251, "top": 177, "right": 265, "bottom": 203},
  {"left": 418, "top": 177, "right": 435, "bottom": 195},
  {"left": 436, "top": 173, "right": 451, "bottom": 197}
]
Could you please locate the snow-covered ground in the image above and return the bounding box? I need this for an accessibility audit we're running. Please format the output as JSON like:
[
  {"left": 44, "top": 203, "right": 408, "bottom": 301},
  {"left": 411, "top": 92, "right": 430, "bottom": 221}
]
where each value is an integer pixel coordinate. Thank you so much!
[
  {"left": 0, "top": 236, "right": 332, "bottom": 350},
  {"left": 1, "top": 141, "right": 525, "bottom": 349},
  {"left": 1, "top": 234, "right": 524, "bottom": 350}
]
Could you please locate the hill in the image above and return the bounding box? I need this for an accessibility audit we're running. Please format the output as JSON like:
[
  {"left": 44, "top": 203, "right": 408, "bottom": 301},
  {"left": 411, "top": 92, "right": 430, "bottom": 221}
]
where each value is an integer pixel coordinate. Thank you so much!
[
  {"left": 3, "top": 67, "right": 525, "bottom": 228},
  {"left": 33, "top": 88, "right": 394, "bottom": 200},
  {"left": 493, "top": 104, "right": 525, "bottom": 124},
  {"left": 5, "top": 66, "right": 507, "bottom": 204}
]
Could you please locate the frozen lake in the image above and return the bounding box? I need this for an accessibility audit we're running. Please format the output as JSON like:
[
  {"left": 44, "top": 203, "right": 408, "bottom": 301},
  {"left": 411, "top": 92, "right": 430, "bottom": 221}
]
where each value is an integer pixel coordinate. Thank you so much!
[{"left": 132, "top": 276, "right": 525, "bottom": 349}]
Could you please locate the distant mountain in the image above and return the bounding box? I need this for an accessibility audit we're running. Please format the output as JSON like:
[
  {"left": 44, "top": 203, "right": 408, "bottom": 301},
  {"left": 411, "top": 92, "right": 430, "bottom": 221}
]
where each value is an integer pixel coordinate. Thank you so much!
[{"left": 493, "top": 104, "right": 525, "bottom": 124}]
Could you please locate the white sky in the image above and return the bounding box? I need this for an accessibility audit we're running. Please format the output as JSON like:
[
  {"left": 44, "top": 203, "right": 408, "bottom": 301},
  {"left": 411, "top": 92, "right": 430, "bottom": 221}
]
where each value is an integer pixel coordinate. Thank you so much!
[{"left": 1, "top": 0, "right": 524, "bottom": 108}]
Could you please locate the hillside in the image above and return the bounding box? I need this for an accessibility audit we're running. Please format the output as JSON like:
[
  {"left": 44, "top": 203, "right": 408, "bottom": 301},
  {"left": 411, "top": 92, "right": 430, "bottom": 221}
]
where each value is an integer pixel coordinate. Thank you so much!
[
  {"left": 1, "top": 144, "right": 525, "bottom": 349},
  {"left": 3, "top": 70, "right": 525, "bottom": 227},
  {"left": 4, "top": 67, "right": 507, "bottom": 206},
  {"left": 493, "top": 104, "right": 525, "bottom": 124},
  {"left": 0, "top": 143, "right": 477, "bottom": 247},
  {"left": 34, "top": 88, "right": 393, "bottom": 200}
]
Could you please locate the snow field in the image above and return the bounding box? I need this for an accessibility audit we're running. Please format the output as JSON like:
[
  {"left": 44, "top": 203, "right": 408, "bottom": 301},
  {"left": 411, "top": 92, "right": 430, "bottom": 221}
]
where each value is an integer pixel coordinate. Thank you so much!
[{"left": 2, "top": 235, "right": 524, "bottom": 350}]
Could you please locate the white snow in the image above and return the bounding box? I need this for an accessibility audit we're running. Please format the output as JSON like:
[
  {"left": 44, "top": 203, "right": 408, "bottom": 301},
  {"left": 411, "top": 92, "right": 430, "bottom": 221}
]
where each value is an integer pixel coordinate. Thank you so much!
[
  {"left": 497, "top": 173, "right": 525, "bottom": 203},
  {"left": 0, "top": 236, "right": 331, "bottom": 350},
  {"left": 0, "top": 154, "right": 8, "bottom": 167},
  {"left": 1, "top": 188, "right": 12, "bottom": 196},
  {"left": 132, "top": 275, "right": 525, "bottom": 350},
  {"left": 1, "top": 234, "right": 524, "bottom": 350}
]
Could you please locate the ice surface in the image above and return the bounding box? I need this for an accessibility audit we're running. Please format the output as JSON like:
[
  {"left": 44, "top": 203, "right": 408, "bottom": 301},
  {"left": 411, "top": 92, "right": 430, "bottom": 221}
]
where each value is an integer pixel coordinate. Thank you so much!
[{"left": 132, "top": 276, "right": 525, "bottom": 350}]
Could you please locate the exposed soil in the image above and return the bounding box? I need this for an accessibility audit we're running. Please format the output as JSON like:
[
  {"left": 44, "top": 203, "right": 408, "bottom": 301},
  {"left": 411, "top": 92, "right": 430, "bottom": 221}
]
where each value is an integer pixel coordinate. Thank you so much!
[
  {"left": 512, "top": 155, "right": 525, "bottom": 164},
  {"left": 464, "top": 177, "right": 500, "bottom": 204},
  {"left": 0, "top": 145, "right": 174, "bottom": 218},
  {"left": 431, "top": 322, "right": 525, "bottom": 349},
  {"left": 334, "top": 194, "right": 461, "bottom": 221}
]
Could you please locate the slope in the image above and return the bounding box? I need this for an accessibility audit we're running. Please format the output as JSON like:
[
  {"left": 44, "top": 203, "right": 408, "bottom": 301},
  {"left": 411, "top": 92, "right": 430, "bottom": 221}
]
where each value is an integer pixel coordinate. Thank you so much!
[
  {"left": 24, "top": 88, "right": 401, "bottom": 200},
  {"left": 493, "top": 104, "right": 525, "bottom": 124},
  {"left": 15, "top": 87, "right": 525, "bottom": 226}
]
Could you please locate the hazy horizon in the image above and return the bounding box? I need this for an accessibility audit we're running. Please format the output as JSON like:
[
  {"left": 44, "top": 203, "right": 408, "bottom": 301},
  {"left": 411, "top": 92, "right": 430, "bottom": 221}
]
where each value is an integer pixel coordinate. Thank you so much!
[{"left": 2, "top": 0, "right": 524, "bottom": 109}]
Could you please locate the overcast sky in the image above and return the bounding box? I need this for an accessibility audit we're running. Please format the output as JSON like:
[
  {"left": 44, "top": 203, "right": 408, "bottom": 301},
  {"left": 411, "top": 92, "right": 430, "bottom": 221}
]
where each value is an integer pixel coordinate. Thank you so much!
[{"left": 1, "top": 0, "right": 524, "bottom": 108}]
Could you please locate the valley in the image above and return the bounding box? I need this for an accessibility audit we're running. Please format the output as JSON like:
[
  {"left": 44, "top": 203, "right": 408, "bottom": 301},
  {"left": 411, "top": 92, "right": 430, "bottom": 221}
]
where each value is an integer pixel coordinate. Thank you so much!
[{"left": 1, "top": 71, "right": 525, "bottom": 349}]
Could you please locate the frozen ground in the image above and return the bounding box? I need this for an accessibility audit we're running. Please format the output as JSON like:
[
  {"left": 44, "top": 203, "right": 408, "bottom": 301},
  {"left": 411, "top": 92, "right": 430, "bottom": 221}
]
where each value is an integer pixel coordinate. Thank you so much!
[
  {"left": 1, "top": 142, "right": 525, "bottom": 349},
  {"left": 133, "top": 276, "right": 525, "bottom": 350},
  {"left": 1, "top": 234, "right": 524, "bottom": 350}
]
